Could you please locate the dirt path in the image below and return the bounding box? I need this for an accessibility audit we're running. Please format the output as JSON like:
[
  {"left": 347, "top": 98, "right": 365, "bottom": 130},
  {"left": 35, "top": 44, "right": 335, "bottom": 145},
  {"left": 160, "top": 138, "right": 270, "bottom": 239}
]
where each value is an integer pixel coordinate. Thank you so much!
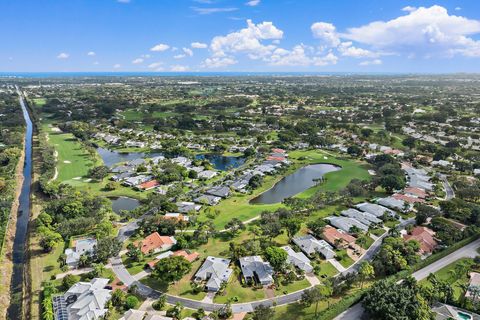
[{"left": 0, "top": 136, "right": 26, "bottom": 320}]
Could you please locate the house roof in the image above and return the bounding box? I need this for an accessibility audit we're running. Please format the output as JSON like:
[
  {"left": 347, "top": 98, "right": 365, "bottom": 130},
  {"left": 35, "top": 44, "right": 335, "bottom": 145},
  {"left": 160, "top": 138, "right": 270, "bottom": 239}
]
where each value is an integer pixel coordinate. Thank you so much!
[
  {"left": 393, "top": 193, "right": 425, "bottom": 204},
  {"left": 239, "top": 256, "right": 274, "bottom": 284},
  {"left": 327, "top": 216, "right": 369, "bottom": 232},
  {"left": 63, "top": 278, "right": 111, "bottom": 320},
  {"left": 138, "top": 180, "right": 160, "bottom": 190},
  {"left": 341, "top": 208, "right": 382, "bottom": 225},
  {"left": 195, "top": 256, "right": 232, "bottom": 290},
  {"left": 293, "top": 235, "right": 335, "bottom": 257},
  {"left": 404, "top": 187, "right": 428, "bottom": 198},
  {"left": 322, "top": 226, "right": 356, "bottom": 246},
  {"left": 119, "top": 310, "right": 146, "bottom": 320},
  {"left": 355, "top": 202, "right": 394, "bottom": 217},
  {"left": 281, "top": 246, "right": 313, "bottom": 272},
  {"left": 136, "top": 232, "right": 176, "bottom": 254},
  {"left": 403, "top": 226, "right": 437, "bottom": 254},
  {"left": 173, "top": 250, "right": 199, "bottom": 263}
]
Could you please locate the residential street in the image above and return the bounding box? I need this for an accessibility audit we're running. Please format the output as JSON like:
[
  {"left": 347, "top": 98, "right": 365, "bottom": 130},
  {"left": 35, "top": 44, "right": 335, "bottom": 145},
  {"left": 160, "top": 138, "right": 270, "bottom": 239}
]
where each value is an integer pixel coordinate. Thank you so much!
[{"left": 334, "top": 238, "right": 480, "bottom": 320}]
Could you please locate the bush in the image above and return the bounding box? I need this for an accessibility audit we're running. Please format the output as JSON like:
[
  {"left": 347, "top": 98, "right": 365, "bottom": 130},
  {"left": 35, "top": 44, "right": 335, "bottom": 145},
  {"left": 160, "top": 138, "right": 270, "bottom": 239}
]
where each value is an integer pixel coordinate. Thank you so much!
[{"left": 124, "top": 295, "right": 139, "bottom": 310}]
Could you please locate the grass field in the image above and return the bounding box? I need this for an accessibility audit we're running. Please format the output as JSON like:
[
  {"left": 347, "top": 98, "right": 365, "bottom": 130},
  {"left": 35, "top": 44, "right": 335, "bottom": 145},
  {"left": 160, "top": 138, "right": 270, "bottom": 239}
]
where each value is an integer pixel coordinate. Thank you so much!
[
  {"left": 32, "top": 98, "right": 46, "bottom": 106},
  {"left": 42, "top": 124, "right": 99, "bottom": 183},
  {"left": 419, "top": 258, "right": 474, "bottom": 300}
]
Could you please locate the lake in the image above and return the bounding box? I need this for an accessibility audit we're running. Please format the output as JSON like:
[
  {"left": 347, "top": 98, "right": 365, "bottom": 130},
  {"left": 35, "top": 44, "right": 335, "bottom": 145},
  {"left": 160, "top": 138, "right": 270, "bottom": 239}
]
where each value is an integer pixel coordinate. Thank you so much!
[
  {"left": 250, "top": 163, "right": 341, "bottom": 204},
  {"left": 110, "top": 197, "right": 141, "bottom": 213},
  {"left": 195, "top": 154, "right": 246, "bottom": 171},
  {"left": 97, "top": 147, "right": 162, "bottom": 167}
]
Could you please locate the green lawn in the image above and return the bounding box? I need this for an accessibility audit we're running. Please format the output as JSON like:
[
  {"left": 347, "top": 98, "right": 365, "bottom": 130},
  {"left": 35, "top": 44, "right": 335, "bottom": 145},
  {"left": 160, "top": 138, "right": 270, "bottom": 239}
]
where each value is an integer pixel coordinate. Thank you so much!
[
  {"left": 214, "top": 272, "right": 267, "bottom": 304},
  {"left": 32, "top": 98, "right": 46, "bottom": 106},
  {"left": 167, "top": 259, "right": 207, "bottom": 301},
  {"left": 43, "top": 124, "right": 99, "bottom": 183},
  {"left": 419, "top": 258, "right": 474, "bottom": 300},
  {"left": 316, "top": 261, "right": 339, "bottom": 278},
  {"left": 276, "top": 277, "right": 311, "bottom": 295},
  {"left": 335, "top": 249, "right": 355, "bottom": 268},
  {"left": 356, "top": 235, "right": 374, "bottom": 250},
  {"left": 371, "top": 228, "right": 386, "bottom": 237}
]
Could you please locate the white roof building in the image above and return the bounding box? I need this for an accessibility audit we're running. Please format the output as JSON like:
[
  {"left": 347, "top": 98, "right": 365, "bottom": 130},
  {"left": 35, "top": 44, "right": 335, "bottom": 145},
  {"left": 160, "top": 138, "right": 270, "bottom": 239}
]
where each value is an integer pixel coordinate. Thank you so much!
[
  {"left": 293, "top": 235, "right": 335, "bottom": 259},
  {"left": 53, "top": 278, "right": 111, "bottom": 320},
  {"left": 281, "top": 246, "right": 313, "bottom": 273}
]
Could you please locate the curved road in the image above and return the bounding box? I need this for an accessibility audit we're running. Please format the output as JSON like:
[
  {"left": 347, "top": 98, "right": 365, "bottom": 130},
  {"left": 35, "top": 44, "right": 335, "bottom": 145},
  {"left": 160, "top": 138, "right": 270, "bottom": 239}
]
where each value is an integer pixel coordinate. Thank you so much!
[{"left": 111, "top": 214, "right": 415, "bottom": 313}]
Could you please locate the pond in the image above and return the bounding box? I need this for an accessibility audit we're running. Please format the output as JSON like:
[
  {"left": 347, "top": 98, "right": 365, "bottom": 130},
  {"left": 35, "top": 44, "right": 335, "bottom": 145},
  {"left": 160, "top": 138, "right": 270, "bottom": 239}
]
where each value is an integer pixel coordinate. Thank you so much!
[
  {"left": 97, "top": 147, "right": 162, "bottom": 167},
  {"left": 110, "top": 196, "right": 141, "bottom": 213},
  {"left": 250, "top": 163, "right": 341, "bottom": 204},
  {"left": 195, "top": 154, "right": 246, "bottom": 171}
]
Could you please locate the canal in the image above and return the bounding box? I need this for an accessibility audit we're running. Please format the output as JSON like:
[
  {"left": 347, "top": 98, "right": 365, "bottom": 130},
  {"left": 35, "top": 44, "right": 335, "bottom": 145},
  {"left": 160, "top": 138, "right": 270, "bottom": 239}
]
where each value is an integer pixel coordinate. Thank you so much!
[{"left": 7, "top": 87, "right": 33, "bottom": 319}]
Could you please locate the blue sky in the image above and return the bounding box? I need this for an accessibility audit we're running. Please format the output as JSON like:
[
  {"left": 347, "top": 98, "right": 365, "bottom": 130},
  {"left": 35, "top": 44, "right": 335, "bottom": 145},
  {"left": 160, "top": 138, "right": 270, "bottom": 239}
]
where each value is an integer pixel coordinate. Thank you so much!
[{"left": 1, "top": 0, "right": 480, "bottom": 72}]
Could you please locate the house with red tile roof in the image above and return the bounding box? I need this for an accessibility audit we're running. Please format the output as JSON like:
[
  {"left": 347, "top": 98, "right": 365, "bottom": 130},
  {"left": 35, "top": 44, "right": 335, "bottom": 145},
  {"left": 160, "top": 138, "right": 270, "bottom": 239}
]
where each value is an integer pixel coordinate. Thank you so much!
[
  {"left": 137, "top": 179, "right": 160, "bottom": 191},
  {"left": 393, "top": 193, "right": 425, "bottom": 204},
  {"left": 321, "top": 226, "right": 356, "bottom": 249},
  {"left": 135, "top": 232, "right": 176, "bottom": 254},
  {"left": 272, "top": 148, "right": 286, "bottom": 154},
  {"left": 172, "top": 250, "right": 199, "bottom": 262},
  {"left": 404, "top": 187, "right": 428, "bottom": 199},
  {"left": 403, "top": 226, "right": 438, "bottom": 255},
  {"left": 146, "top": 250, "right": 199, "bottom": 269}
]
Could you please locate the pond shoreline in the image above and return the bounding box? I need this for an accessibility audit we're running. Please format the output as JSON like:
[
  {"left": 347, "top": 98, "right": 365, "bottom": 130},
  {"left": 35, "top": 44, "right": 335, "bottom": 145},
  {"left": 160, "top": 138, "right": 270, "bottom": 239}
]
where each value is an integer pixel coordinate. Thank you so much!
[{"left": 249, "top": 163, "right": 341, "bottom": 205}]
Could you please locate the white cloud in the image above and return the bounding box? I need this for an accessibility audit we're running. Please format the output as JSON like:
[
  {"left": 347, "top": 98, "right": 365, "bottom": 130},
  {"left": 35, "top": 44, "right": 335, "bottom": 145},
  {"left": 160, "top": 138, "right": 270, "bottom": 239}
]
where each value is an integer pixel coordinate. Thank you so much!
[
  {"left": 342, "top": 5, "right": 480, "bottom": 57},
  {"left": 170, "top": 65, "right": 189, "bottom": 72},
  {"left": 117, "top": 0, "right": 130, "bottom": 3},
  {"left": 174, "top": 54, "right": 186, "bottom": 59},
  {"left": 148, "top": 62, "right": 163, "bottom": 69},
  {"left": 359, "top": 59, "right": 382, "bottom": 66},
  {"left": 311, "top": 22, "right": 340, "bottom": 47},
  {"left": 245, "top": 0, "right": 260, "bottom": 7},
  {"left": 191, "top": 7, "right": 238, "bottom": 15},
  {"left": 455, "top": 7, "right": 462, "bottom": 11},
  {"left": 401, "top": 6, "right": 417, "bottom": 12},
  {"left": 202, "top": 56, "right": 237, "bottom": 68},
  {"left": 87, "top": 51, "right": 96, "bottom": 56},
  {"left": 132, "top": 58, "right": 144, "bottom": 64},
  {"left": 141, "top": 54, "right": 151, "bottom": 58},
  {"left": 191, "top": 42, "right": 208, "bottom": 49},
  {"left": 183, "top": 48, "right": 193, "bottom": 56},
  {"left": 209, "top": 19, "right": 283, "bottom": 60},
  {"left": 150, "top": 43, "right": 170, "bottom": 52},
  {"left": 268, "top": 45, "right": 338, "bottom": 66},
  {"left": 57, "top": 52, "right": 69, "bottom": 59},
  {"left": 338, "top": 42, "right": 379, "bottom": 58},
  {"left": 113, "top": 64, "right": 121, "bottom": 69}
]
